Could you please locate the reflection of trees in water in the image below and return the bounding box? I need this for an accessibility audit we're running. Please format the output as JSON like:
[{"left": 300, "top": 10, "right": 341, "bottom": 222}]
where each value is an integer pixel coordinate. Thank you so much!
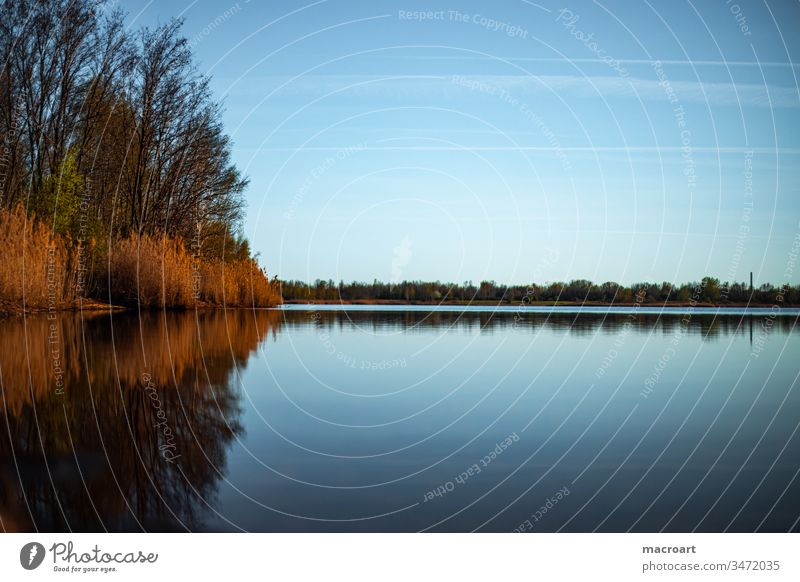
[
  {"left": 2, "top": 308, "right": 795, "bottom": 532},
  {"left": 0, "top": 310, "right": 281, "bottom": 532},
  {"left": 297, "top": 309, "right": 798, "bottom": 339}
]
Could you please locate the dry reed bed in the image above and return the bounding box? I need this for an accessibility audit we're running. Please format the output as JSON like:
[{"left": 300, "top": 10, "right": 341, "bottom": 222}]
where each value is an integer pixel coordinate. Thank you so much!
[
  {"left": 0, "top": 205, "right": 280, "bottom": 310},
  {"left": 0, "top": 205, "right": 78, "bottom": 307}
]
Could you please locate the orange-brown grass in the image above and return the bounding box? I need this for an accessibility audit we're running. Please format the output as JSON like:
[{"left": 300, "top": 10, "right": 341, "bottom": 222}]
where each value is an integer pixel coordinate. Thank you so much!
[
  {"left": 0, "top": 205, "right": 79, "bottom": 309},
  {"left": 109, "top": 234, "right": 195, "bottom": 308},
  {"left": 109, "top": 234, "right": 280, "bottom": 308},
  {"left": 200, "top": 258, "right": 281, "bottom": 307},
  {"left": 0, "top": 206, "right": 280, "bottom": 311}
]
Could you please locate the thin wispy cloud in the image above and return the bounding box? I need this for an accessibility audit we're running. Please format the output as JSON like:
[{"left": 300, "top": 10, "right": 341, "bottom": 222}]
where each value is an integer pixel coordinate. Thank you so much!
[
  {"left": 269, "top": 73, "right": 800, "bottom": 108},
  {"left": 500, "top": 74, "right": 800, "bottom": 108},
  {"left": 373, "top": 54, "right": 800, "bottom": 69},
  {"left": 243, "top": 145, "right": 800, "bottom": 154}
]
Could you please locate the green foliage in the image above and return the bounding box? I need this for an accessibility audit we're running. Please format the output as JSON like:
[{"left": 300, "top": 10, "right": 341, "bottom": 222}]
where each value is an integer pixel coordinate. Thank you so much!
[
  {"left": 701, "top": 277, "right": 721, "bottom": 302},
  {"left": 34, "top": 150, "right": 84, "bottom": 236}
]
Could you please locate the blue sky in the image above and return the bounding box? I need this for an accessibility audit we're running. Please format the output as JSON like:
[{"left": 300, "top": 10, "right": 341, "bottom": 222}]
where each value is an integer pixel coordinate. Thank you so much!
[{"left": 124, "top": 0, "right": 800, "bottom": 285}]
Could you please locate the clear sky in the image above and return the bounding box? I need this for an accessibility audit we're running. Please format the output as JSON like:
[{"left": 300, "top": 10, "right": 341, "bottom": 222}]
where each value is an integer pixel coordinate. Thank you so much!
[{"left": 124, "top": 0, "right": 800, "bottom": 286}]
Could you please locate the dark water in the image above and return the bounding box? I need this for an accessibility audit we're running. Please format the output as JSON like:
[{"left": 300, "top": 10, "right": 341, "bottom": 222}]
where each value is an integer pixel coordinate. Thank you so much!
[{"left": 1, "top": 307, "right": 798, "bottom": 532}]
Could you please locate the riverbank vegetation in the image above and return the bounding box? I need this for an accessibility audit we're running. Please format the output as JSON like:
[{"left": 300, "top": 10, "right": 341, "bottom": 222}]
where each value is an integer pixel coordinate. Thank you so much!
[
  {"left": 280, "top": 278, "right": 800, "bottom": 306},
  {"left": 0, "top": 0, "right": 279, "bottom": 312}
]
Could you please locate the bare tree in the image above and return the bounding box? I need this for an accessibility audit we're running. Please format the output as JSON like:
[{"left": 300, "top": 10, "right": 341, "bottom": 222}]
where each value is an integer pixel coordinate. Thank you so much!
[{"left": 0, "top": 1, "right": 248, "bottom": 255}]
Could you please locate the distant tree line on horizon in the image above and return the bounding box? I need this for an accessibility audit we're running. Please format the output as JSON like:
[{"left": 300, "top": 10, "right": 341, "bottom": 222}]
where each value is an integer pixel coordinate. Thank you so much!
[
  {"left": 0, "top": 0, "right": 279, "bottom": 309},
  {"left": 280, "top": 277, "right": 800, "bottom": 306}
]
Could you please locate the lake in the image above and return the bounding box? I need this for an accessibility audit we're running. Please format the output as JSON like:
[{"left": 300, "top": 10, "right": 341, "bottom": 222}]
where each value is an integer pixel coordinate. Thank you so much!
[{"left": 1, "top": 306, "right": 798, "bottom": 532}]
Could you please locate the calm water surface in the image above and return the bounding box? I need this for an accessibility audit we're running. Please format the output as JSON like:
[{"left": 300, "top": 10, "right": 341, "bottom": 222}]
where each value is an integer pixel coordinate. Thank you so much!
[{"left": 1, "top": 307, "right": 798, "bottom": 532}]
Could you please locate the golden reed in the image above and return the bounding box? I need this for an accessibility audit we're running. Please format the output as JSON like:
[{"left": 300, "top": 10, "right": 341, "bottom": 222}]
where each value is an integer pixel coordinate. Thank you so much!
[{"left": 0, "top": 205, "right": 281, "bottom": 311}]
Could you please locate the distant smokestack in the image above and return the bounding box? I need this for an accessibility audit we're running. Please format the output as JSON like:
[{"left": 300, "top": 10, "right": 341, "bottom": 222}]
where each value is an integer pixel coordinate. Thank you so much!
[{"left": 750, "top": 271, "right": 753, "bottom": 295}]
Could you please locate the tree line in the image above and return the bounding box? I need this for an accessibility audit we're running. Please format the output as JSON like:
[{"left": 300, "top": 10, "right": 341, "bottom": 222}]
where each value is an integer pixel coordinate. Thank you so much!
[
  {"left": 280, "top": 277, "right": 800, "bottom": 305},
  {"left": 0, "top": 0, "right": 278, "bottom": 309}
]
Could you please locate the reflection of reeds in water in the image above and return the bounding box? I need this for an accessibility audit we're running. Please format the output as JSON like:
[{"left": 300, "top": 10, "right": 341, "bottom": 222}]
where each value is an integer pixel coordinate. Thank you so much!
[
  {"left": 0, "top": 313, "right": 86, "bottom": 416},
  {"left": 0, "top": 310, "right": 281, "bottom": 415},
  {"left": 0, "top": 309, "right": 281, "bottom": 532}
]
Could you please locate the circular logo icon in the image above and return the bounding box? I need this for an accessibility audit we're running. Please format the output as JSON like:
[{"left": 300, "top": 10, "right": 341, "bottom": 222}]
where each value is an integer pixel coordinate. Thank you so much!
[{"left": 20, "top": 542, "right": 46, "bottom": 570}]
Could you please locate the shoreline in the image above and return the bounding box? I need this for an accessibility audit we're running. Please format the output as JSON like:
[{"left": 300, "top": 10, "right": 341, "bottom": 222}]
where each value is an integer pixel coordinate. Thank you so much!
[
  {"left": 0, "top": 300, "right": 281, "bottom": 317},
  {"left": 4, "top": 298, "right": 798, "bottom": 317},
  {"left": 282, "top": 299, "right": 797, "bottom": 308},
  {"left": 0, "top": 299, "right": 125, "bottom": 317}
]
